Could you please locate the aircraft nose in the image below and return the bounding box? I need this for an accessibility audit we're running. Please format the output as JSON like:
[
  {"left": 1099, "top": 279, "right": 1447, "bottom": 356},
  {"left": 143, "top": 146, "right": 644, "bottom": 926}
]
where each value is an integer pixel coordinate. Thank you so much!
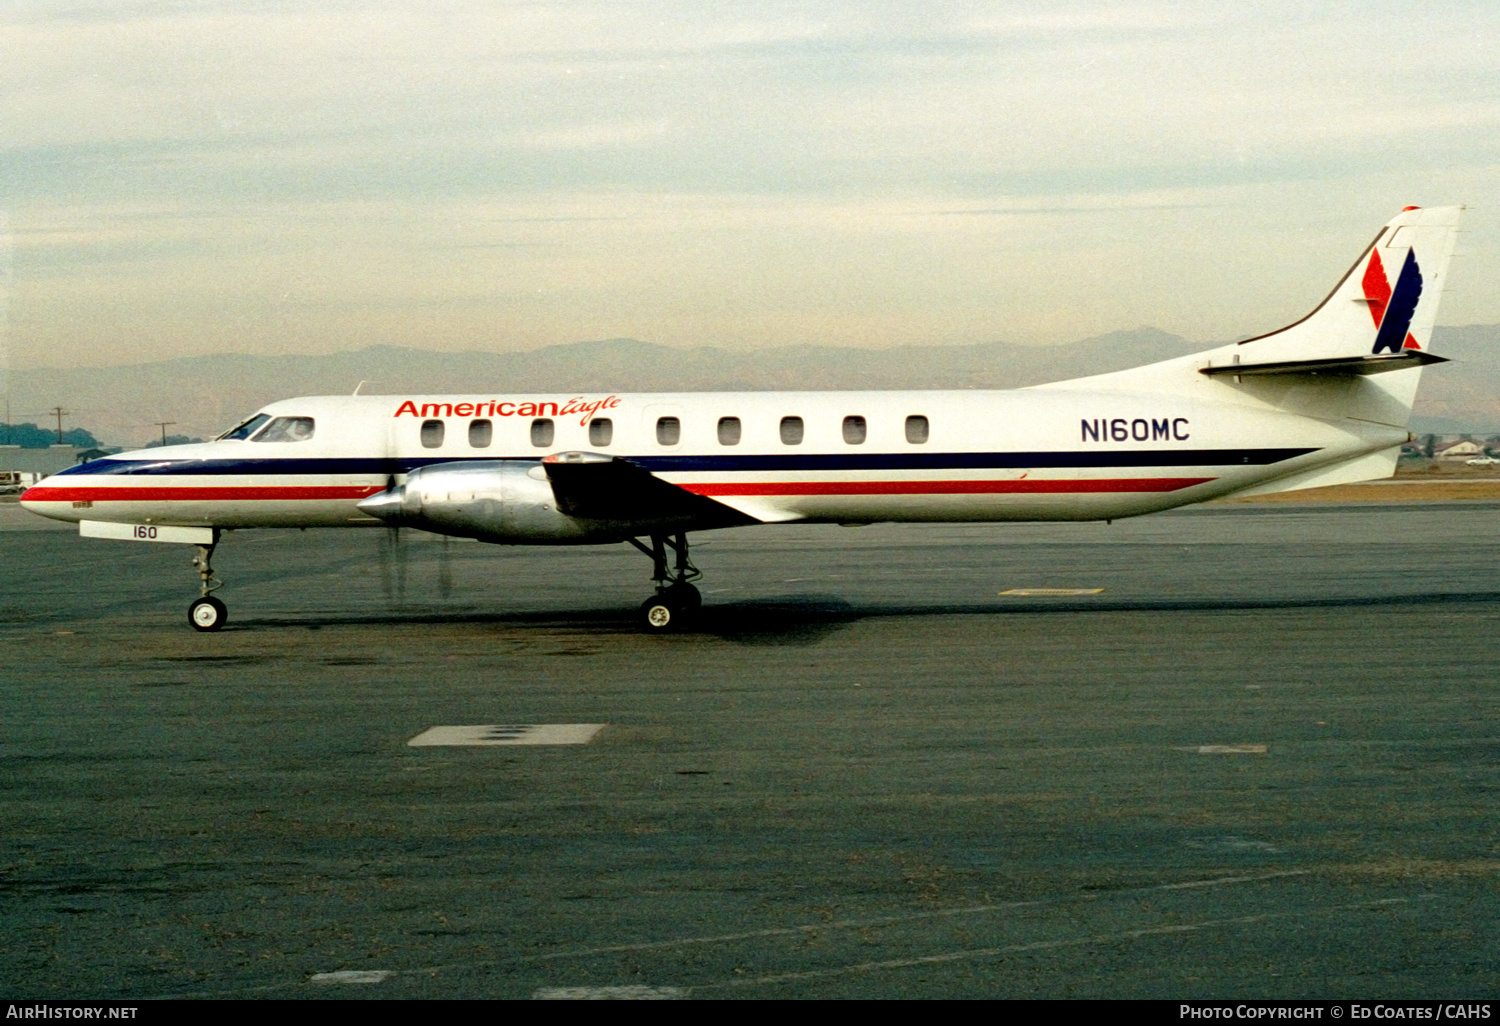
[
  {"left": 357, "top": 486, "right": 405, "bottom": 523},
  {"left": 18, "top": 477, "right": 65, "bottom": 519}
]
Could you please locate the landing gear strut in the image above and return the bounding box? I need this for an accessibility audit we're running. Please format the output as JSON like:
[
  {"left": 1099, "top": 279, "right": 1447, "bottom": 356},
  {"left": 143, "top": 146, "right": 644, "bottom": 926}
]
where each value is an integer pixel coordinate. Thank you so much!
[
  {"left": 187, "top": 532, "right": 226, "bottom": 632},
  {"left": 629, "top": 532, "right": 701, "bottom": 633}
]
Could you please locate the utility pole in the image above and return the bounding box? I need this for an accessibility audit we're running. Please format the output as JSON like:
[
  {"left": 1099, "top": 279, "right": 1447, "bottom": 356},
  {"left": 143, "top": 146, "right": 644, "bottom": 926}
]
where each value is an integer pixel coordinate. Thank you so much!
[
  {"left": 50, "top": 406, "right": 69, "bottom": 445},
  {"left": 154, "top": 421, "right": 176, "bottom": 446}
]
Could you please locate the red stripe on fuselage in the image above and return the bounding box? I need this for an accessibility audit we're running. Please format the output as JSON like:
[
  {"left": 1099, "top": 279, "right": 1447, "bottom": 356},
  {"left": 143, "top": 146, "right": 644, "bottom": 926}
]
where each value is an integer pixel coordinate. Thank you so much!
[
  {"left": 22, "top": 485, "right": 384, "bottom": 502},
  {"left": 25, "top": 478, "right": 1216, "bottom": 505},
  {"left": 681, "top": 477, "right": 1215, "bottom": 497}
]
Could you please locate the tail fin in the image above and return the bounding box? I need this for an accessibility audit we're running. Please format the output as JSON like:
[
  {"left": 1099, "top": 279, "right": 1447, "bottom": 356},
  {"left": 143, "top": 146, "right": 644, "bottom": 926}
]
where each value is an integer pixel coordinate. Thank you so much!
[
  {"left": 1181, "top": 205, "right": 1462, "bottom": 430},
  {"left": 1232, "top": 205, "right": 1463, "bottom": 366},
  {"left": 1195, "top": 207, "right": 1464, "bottom": 496},
  {"left": 1033, "top": 206, "right": 1464, "bottom": 422}
]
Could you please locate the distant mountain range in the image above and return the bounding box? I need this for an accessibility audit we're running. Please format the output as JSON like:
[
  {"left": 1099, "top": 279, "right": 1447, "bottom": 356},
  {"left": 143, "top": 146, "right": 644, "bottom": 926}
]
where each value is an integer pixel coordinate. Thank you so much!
[{"left": 6, "top": 325, "right": 1498, "bottom": 447}]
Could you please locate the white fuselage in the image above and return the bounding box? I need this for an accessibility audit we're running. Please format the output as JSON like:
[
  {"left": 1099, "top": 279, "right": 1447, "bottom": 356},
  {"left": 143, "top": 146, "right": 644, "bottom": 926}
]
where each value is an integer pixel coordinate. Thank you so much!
[{"left": 20, "top": 379, "right": 1403, "bottom": 536}]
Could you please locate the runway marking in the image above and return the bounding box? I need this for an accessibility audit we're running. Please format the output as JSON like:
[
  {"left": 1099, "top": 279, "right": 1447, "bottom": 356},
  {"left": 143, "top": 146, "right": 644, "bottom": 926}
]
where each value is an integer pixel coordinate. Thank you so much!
[
  {"left": 533, "top": 986, "right": 686, "bottom": 1000},
  {"left": 310, "top": 970, "right": 393, "bottom": 984},
  {"left": 1155, "top": 871, "right": 1300, "bottom": 890},
  {"left": 159, "top": 870, "right": 1315, "bottom": 998},
  {"left": 699, "top": 895, "right": 1415, "bottom": 991},
  {"left": 1184, "top": 836, "right": 1283, "bottom": 854},
  {"left": 1182, "top": 744, "right": 1269, "bottom": 754},
  {"left": 999, "top": 588, "right": 1105, "bottom": 596},
  {"left": 512, "top": 869, "right": 1310, "bottom": 964},
  {"left": 407, "top": 724, "right": 607, "bottom": 746}
]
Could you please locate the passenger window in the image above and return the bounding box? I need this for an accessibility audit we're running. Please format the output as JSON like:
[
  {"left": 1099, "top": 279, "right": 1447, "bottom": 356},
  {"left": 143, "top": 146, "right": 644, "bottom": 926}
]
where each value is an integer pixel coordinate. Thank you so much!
[
  {"left": 218, "top": 413, "right": 269, "bottom": 441},
  {"left": 420, "top": 419, "right": 445, "bottom": 448},
  {"left": 717, "top": 416, "right": 741, "bottom": 445},
  {"left": 589, "top": 418, "right": 613, "bottom": 446},
  {"left": 656, "top": 416, "right": 681, "bottom": 445},
  {"left": 253, "top": 416, "right": 315, "bottom": 443},
  {"left": 468, "top": 419, "right": 492, "bottom": 448},
  {"left": 531, "top": 418, "right": 555, "bottom": 447},
  {"left": 842, "top": 415, "right": 867, "bottom": 445},
  {"left": 905, "top": 415, "right": 929, "bottom": 444},
  {"left": 780, "top": 416, "right": 804, "bottom": 445}
]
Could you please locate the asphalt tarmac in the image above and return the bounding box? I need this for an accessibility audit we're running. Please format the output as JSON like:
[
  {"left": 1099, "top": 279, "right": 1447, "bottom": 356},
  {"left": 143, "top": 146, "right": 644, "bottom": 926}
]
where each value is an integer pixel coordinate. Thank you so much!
[{"left": 1, "top": 500, "right": 1497, "bottom": 999}]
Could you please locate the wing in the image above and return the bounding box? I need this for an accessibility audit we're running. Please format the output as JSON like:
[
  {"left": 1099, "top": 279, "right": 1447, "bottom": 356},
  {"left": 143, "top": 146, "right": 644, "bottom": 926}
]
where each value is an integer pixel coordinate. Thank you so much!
[{"left": 541, "top": 451, "right": 757, "bottom": 531}]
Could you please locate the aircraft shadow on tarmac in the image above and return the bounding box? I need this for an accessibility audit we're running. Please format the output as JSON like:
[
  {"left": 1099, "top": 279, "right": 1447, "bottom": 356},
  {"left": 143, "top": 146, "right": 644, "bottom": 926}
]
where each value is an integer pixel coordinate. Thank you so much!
[{"left": 235, "top": 589, "right": 1500, "bottom": 646}]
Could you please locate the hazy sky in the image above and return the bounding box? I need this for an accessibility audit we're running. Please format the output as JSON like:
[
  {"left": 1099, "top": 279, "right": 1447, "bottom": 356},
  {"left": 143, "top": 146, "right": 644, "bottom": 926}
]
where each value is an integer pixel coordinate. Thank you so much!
[{"left": 4, "top": 0, "right": 1499, "bottom": 370}]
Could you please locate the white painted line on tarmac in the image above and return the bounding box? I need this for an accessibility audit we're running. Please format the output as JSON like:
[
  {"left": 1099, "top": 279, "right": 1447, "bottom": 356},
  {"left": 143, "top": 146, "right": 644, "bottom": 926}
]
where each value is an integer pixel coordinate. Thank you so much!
[
  {"left": 1185, "top": 836, "right": 1283, "bottom": 854},
  {"left": 153, "top": 869, "right": 1320, "bottom": 999},
  {"left": 208, "top": 870, "right": 1314, "bottom": 996},
  {"left": 533, "top": 986, "right": 687, "bottom": 1000},
  {"left": 407, "top": 723, "right": 607, "bottom": 746},
  {"left": 310, "top": 970, "right": 393, "bottom": 984},
  {"left": 999, "top": 588, "right": 1105, "bottom": 596},
  {"left": 515, "top": 869, "right": 1311, "bottom": 965},
  {"left": 1180, "top": 744, "right": 1269, "bottom": 754},
  {"left": 164, "top": 869, "right": 1323, "bottom": 999},
  {"left": 699, "top": 895, "right": 1417, "bottom": 991},
  {"left": 1156, "top": 870, "right": 1307, "bottom": 890}
]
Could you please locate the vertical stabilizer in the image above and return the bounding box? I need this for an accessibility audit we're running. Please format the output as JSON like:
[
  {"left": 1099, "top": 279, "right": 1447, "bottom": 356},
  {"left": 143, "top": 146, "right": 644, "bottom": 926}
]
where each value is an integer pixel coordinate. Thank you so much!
[
  {"left": 1034, "top": 206, "right": 1465, "bottom": 412},
  {"left": 1235, "top": 205, "right": 1462, "bottom": 366},
  {"left": 1178, "top": 205, "right": 1465, "bottom": 429}
]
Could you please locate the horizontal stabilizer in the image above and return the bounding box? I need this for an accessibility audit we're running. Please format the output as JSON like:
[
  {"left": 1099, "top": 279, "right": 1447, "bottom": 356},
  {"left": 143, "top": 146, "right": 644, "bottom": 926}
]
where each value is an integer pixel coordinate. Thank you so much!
[{"left": 1199, "top": 350, "right": 1447, "bottom": 378}]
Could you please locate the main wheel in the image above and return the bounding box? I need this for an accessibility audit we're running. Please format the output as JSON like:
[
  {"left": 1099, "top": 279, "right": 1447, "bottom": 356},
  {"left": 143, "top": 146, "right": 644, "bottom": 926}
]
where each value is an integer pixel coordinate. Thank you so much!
[
  {"left": 639, "top": 595, "right": 679, "bottom": 633},
  {"left": 189, "top": 596, "right": 227, "bottom": 632}
]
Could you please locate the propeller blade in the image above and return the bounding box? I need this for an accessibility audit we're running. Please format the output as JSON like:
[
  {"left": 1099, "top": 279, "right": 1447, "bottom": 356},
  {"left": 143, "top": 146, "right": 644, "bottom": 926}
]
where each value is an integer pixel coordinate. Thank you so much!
[{"left": 377, "top": 524, "right": 407, "bottom": 605}]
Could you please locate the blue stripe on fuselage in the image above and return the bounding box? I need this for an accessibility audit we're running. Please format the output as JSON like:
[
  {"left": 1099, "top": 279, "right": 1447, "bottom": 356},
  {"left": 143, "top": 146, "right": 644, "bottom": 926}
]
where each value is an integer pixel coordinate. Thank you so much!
[{"left": 54, "top": 447, "right": 1318, "bottom": 477}]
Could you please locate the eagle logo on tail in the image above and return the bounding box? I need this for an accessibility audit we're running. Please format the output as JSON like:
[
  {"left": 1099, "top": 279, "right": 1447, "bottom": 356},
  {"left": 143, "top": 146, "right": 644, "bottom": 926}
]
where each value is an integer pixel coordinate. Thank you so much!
[{"left": 1362, "top": 248, "right": 1424, "bottom": 354}]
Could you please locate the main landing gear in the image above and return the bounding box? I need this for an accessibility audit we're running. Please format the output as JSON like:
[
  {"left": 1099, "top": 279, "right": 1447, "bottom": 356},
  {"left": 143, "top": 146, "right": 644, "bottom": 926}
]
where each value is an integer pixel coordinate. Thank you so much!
[
  {"left": 187, "top": 533, "right": 226, "bottom": 632},
  {"left": 628, "top": 532, "right": 701, "bottom": 634}
]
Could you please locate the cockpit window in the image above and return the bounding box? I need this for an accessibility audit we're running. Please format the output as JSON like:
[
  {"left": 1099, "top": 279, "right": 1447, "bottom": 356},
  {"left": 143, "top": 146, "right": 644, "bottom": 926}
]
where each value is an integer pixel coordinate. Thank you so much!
[
  {"left": 251, "top": 416, "right": 316, "bottom": 443},
  {"left": 218, "top": 413, "right": 270, "bottom": 441}
]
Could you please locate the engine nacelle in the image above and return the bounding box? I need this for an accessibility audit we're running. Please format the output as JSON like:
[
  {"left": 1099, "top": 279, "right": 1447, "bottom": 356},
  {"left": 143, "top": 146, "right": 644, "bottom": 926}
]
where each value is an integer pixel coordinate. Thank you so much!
[{"left": 359, "top": 461, "right": 625, "bottom": 544}]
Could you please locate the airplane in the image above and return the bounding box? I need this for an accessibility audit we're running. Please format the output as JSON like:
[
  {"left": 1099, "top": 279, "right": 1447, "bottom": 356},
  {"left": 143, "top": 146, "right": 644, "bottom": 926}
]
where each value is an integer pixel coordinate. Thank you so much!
[{"left": 21, "top": 205, "right": 1464, "bottom": 633}]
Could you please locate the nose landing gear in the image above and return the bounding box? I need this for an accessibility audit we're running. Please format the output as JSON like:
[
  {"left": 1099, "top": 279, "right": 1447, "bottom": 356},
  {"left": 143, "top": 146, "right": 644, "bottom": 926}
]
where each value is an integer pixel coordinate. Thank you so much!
[
  {"left": 629, "top": 532, "right": 701, "bottom": 633},
  {"left": 187, "top": 534, "right": 226, "bottom": 632}
]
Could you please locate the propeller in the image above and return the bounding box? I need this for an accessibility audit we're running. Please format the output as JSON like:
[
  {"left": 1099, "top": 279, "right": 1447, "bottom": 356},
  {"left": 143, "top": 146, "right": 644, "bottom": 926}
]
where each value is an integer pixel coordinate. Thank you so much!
[
  {"left": 370, "top": 473, "right": 407, "bottom": 606},
  {"left": 378, "top": 523, "right": 408, "bottom": 606},
  {"left": 363, "top": 471, "right": 455, "bottom": 606},
  {"left": 438, "top": 534, "right": 453, "bottom": 599}
]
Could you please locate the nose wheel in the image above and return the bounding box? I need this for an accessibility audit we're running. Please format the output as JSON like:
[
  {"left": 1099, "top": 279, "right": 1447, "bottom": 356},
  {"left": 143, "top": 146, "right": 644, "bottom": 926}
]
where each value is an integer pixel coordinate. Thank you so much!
[
  {"left": 190, "top": 595, "right": 227, "bottom": 632},
  {"left": 630, "top": 533, "right": 702, "bottom": 633},
  {"left": 187, "top": 535, "right": 227, "bottom": 632}
]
